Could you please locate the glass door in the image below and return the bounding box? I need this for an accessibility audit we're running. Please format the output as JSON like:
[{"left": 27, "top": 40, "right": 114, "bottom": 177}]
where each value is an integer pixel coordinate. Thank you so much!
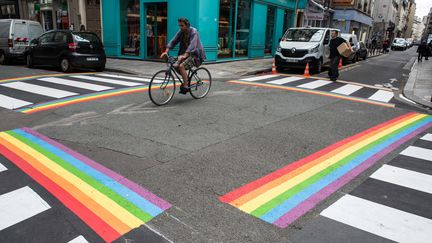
[{"left": 145, "top": 2, "right": 167, "bottom": 59}]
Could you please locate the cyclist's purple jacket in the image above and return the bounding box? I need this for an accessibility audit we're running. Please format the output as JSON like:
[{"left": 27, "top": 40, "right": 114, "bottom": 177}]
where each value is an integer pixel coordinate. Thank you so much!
[{"left": 167, "top": 27, "right": 206, "bottom": 66}]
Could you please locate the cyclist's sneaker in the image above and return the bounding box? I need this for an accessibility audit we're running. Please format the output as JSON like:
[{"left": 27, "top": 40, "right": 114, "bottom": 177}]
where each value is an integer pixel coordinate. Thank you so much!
[{"left": 179, "top": 86, "right": 190, "bottom": 94}]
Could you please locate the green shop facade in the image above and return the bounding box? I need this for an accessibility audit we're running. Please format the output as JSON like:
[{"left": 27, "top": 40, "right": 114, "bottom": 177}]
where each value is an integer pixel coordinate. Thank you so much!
[{"left": 101, "top": 0, "right": 307, "bottom": 61}]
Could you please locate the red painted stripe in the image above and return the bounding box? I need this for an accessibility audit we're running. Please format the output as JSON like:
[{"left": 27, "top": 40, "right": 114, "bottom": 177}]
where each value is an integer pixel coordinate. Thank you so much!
[
  {"left": 0, "top": 144, "right": 121, "bottom": 242},
  {"left": 219, "top": 112, "right": 417, "bottom": 203}
]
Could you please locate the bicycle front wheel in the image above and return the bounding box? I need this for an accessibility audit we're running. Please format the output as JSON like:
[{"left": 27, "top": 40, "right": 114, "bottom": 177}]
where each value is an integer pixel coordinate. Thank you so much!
[
  {"left": 189, "top": 67, "right": 212, "bottom": 99},
  {"left": 148, "top": 70, "right": 176, "bottom": 106}
]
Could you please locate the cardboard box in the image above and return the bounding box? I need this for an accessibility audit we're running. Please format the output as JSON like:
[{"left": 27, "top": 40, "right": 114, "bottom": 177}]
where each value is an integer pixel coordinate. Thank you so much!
[{"left": 337, "top": 42, "right": 352, "bottom": 57}]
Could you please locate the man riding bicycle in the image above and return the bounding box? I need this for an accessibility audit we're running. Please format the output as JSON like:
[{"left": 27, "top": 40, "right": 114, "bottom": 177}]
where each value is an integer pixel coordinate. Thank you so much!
[{"left": 160, "top": 17, "right": 206, "bottom": 94}]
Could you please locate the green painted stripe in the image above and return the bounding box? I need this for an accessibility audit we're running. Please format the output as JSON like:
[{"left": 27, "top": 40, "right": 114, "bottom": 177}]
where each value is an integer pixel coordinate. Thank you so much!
[
  {"left": 7, "top": 131, "right": 154, "bottom": 222},
  {"left": 251, "top": 116, "right": 427, "bottom": 217}
]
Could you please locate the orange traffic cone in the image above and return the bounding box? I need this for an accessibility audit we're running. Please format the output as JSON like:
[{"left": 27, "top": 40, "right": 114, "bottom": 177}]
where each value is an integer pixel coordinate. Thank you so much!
[
  {"left": 303, "top": 63, "right": 311, "bottom": 78},
  {"left": 338, "top": 58, "right": 343, "bottom": 70},
  {"left": 272, "top": 59, "right": 277, "bottom": 74}
]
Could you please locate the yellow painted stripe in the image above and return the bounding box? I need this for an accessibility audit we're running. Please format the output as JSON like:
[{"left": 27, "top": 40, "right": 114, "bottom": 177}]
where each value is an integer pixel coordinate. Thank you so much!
[
  {"left": 237, "top": 114, "right": 426, "bottom": 213},
  {"left": 228, "top": 81, "right": 395, "bottom": 108},
  {"left": 0, "top": 133, "right": 144, "bottom": 228}
]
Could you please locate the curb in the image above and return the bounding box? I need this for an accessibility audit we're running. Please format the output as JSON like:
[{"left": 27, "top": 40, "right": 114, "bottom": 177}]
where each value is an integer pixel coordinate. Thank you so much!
[{"left": 403, "top": 61, "right": 432, "bottom": 109}]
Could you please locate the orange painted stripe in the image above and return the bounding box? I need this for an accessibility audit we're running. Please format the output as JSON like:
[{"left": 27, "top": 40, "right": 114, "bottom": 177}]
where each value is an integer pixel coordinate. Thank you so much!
[
  {"left": 230, "top": 112, "right": 419, "bottom": 207},
  {"left": 228, "top": 80, "right": 395, "bottom": 108},
  {"left": 0, "top": 136, "right": 132, "bottom": 234}
]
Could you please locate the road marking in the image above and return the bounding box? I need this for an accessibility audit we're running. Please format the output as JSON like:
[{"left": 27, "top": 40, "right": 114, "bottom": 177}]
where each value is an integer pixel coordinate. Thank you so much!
[
  {"left": 71, "top": 75, "right": 142, "bottom": 87},
  {"left": 96, "top": 73, "right": 152, "bottom": 82},
  {"left": 266, "top": 77, "right": 303, "bottom": 85},
  {"left": 331, "top": 84, "right": 363, "bottom": 95},
  {"left": 0, "top": 162, "right": 6, "bottom": 172},
  {"left": 240, "top": 75, "right": 279, "bottom": 82},
  {"left": 0, "top": 186, "right": 51, "bottom": 230},
  {"left": 0, "top": 82, "right": 77, "bottom": 98},
  {"left": 370, "top": 164, "right": 432, "bottom": 194},
  {"left": 296, "top": 80, "right": 332, "bottom": 89},
  {"left": 420, "top": 133, "right": 432, "bottom": 142},
  {"left": 68, "top": 235, "right": 89, "bottom": 243},
  {"left": 0, "top": 94, "right": 32, "bottom": 109},
  {"left": 38, "top": 77, "right": 113, "bottom": 91},
  {"left": 368, "top": 90, "right": 394, "bottom": 103},
  {"left": 321, "top": 194, "right": 432, "bottom": 243},
  {"left": 400, "top": 146, "right": 432, "bottom": 161}
]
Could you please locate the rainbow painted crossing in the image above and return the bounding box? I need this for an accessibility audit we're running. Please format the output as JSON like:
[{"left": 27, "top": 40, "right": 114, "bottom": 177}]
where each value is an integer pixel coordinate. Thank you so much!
[
  {"left": 220, "top": 112, "right": 432, "bottom": 228},
  {"left": 0, "top": 128, "right": 171, "bottom": 242}
]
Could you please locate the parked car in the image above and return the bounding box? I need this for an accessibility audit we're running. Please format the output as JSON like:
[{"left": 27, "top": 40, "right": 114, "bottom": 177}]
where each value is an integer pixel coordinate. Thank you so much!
[
  {"left": 357, "top": 41, "right": 368, "bottom": 60},
  {"left": 26, "top": 30, "right": 106, "bottom": 72},
  {"left": 275, "top": 27, "right": 340, "bottom": 73},
  {"left": 391, "top": 38, "right": 407, "bottom": 51},
  {"left": 340, "top": 33, "right": 359, "bottom": 64},
  {"left": 0, "top": 19, "right": 43, "bottom": 65}
]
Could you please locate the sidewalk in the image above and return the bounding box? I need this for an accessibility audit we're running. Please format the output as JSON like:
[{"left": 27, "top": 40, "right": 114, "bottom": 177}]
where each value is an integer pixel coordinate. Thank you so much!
[
  {"left": 404, "top": 59, "right": 432, "bottom": 108},
  {"left": 106, "top": 58, "right": 274, "bottom": 79},
  {"left": 106, "top": 52, "right": 382, "bottom": 79}
]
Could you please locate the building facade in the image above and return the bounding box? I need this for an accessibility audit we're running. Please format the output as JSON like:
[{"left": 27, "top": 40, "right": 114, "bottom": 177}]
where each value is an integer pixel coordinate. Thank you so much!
[
  {"left": 331, "top": 0, "right": 374, "bottom": 42},
  {"left": 372, "top": 0, "right": 398, "bottom": 44},
  {"left": 101, "top": 0, "right": 307, "bottom": 61}
]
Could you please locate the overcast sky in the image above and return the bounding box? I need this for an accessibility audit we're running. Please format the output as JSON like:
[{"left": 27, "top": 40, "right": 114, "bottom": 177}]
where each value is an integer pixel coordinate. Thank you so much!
[{"left": 415, "top": 0, "right": 432, "bottom": 18}]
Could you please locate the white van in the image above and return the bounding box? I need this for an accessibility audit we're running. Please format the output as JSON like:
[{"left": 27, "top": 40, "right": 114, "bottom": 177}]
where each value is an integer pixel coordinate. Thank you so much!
[
  {"left": 275, "top": 27, "right": 340, "bottom": 73},
  {"left": 0, "top": 19, "right": 43, "bottom": 65}
]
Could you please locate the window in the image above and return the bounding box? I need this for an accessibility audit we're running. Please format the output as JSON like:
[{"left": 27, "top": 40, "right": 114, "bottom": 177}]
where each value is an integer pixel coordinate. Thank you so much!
[
  {"left": 120, "top": 0, "right": 140, "bottom": 56},
  {"left": 218, "top": 0, "right": 251, "bottom": 58},
  {"left": 0, "top": 21, "right": 11, "bottom": 38},
  {"left": 39, "top": 32, "right": 55, "bottom": 44},
  {"left": 13, "top": 22, "right": 28, "bottom": 38},
  {"left": 283, "top": 10, "right": 292, "bottom": 33},
  {"left": 264, "top": 6, "right": 276, "bottom": 55},
  {"left": 28, "top": 24, "right": 43, "bottom": 39},
  {"left": 54, "top": 32, "right": 69, "bottom": 43}
]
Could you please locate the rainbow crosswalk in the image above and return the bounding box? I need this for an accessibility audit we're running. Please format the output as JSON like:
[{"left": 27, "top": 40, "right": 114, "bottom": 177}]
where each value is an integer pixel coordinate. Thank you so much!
[
  {"left": 0, "top": 128, "right": 171, "bottom": 242},
  {"left": 220, "top": 112, "right": 432, "bottom": 228}
]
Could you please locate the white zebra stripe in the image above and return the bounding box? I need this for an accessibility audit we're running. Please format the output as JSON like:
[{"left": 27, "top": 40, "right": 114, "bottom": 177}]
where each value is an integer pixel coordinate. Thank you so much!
[
  {"left": 0, "top": 186, "right": 51, "bottom": 230},
  {"left": 38, "top": 77, "right": 113, "bottom": 91},
  {"left": 0, "top": 94, "right": 32, "bottom": 109},
  {"left": 400, "top": 146, "right": 432, "bottom": 162},
  {"left": 266, "top": 76, "right": 303, "bottom": 85},
  {"left": 71, "top": 75, "right": 142, "bottom": 87},
  {"left": 297, "top": 80, "right": 332, "bottom": 89},
  {"left": 368, "top": 90, "right": 394, "bottom": 103},
  {"left": 240, "top": 75, "right": 279, "bottom": 82},
  {"left": 321, "top": 194, "right": 432, "bottom": 243},
  {"left": 331, "top": 84, "right": 363, "bottom": 95},
  {"left": 0, "top": 82, "right": 77, "bottom": 98}
]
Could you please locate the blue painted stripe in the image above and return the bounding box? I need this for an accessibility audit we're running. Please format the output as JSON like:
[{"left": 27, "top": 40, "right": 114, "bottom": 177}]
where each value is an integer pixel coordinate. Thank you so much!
[
  {"left": 260, "top": 117, "right": 432, "bottom": 223},
  {"left": 13, "top": 129, "right": 163, "bottom": 217}
]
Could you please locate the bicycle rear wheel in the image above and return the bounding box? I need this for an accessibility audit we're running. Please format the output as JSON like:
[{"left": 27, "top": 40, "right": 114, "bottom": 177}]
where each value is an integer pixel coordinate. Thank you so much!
[
  {"left": 189, "top": 67, "right": 212, "bottom": 99},
  {"left": 148, "top": 70, "right": 176, "bottom": 106}
]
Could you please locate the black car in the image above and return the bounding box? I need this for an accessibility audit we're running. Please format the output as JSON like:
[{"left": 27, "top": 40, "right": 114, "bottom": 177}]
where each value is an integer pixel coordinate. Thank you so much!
[
  {"left": 356, "top": 41, "right": 368, "bottom": 61},
  {"left": 26, "top": 30, "right": 106, "bottom": 72}
]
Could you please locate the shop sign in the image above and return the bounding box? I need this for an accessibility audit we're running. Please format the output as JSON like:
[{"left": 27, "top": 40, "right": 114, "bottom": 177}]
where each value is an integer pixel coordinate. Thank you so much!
[{"left": 332, "top": 0, "right": 354, "bottom": 6}]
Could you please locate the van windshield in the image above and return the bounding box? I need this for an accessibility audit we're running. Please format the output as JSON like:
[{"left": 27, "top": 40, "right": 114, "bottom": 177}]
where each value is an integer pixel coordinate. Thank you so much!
[{"left": 283, "top": 29, "right": 324, "bottom": 42}]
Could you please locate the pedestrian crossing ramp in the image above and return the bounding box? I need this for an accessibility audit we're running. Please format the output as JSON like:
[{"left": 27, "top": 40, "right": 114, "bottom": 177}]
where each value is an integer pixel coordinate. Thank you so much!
[
  {"left": 0, "top": 73, "right": 154, "bottom": 112},
  {"left": 230, "top": 74, "right": 396, "bottom": 108},
  {"left": 320, "top": 132, "right": 432, "bottom": 243}
]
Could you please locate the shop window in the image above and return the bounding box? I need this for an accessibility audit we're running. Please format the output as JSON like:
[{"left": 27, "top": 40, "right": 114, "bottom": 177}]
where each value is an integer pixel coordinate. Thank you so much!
[
  {"left": 218, "top": 0, "right": 251, "bottom": 58},
  {"left": 235, "top": 0, "right": 251, "bottom": 57},
  {"left": 121, "top": 0, "right": 140, "bottom": 56},
  {"left": 264, "top": 6, "right": 275, "bottom": 55}
]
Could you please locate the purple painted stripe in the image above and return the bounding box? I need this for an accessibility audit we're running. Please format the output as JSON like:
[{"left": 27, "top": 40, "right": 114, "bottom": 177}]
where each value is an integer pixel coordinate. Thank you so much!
[
  {"left": 273, "top": 122, "right": 432, "bottom": 228},
  {"left": 21, "top": 127, "right": 172, "bottom": 211}
]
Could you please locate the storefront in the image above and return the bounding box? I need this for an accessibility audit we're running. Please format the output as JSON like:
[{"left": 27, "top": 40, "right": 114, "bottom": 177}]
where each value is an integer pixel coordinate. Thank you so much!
[{"left": 101, "top": 0, "right": 307, "bottom": 62}]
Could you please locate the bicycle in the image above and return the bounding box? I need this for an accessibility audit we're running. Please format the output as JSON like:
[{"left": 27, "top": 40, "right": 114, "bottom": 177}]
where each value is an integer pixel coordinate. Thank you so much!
[{"left": 148, "top": 55, "right": 212, "bottom": 106}]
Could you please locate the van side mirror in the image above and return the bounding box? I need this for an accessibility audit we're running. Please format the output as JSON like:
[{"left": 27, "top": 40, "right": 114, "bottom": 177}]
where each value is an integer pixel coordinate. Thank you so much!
[
  {"left": 31, "top": 39, "right": 39, "bottom": 45},
  {"left": 279, "top": 38, "right": 282, "bottom": 42}
]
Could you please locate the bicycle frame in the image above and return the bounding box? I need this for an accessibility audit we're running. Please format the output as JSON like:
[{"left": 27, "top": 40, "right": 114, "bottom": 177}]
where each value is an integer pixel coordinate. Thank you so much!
[{"left": 163, "top": 57, "right": 202, "bottom": 89}]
